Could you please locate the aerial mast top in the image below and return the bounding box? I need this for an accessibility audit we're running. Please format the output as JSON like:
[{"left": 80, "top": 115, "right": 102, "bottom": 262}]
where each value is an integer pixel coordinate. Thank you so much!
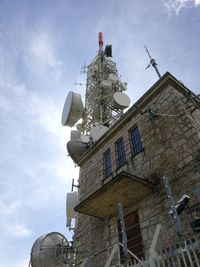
[
  {"left": 98, "top": 32, "right": 103, "bottom": 50},
  {"left": 145, "top": 45, "right": 161, "bottom": 78}
]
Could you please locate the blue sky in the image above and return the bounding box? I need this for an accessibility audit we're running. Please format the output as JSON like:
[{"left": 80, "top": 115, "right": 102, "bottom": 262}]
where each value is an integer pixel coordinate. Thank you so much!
[{"left": 0, "top": 0, "right": 200, "bottom": 266}]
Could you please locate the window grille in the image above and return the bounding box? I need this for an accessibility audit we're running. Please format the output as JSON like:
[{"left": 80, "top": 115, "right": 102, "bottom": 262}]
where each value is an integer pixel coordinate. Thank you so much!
[
  {"left": 116, "top": 137, "right": 126, "bottom": 167},
  {"left": 130, "top": 126, "right": 143, "bottom": 155},
  {"left": 103, "top": 149, "right": 112, "bottom": 178}
]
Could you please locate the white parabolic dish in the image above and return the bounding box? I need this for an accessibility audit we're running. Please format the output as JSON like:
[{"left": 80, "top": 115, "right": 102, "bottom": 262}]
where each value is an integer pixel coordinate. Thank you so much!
[
  {"left": 108, "top": 73, "right": 118, "bottom": 83},
  {"left": 113, "top": 92, "right": 130, "bottom": 109},
  {"left": 101, "top": 80, "right": 112, "bottom": 88},
  {"left": 62, "top": 91, "right": 84, "bottom": 127}
]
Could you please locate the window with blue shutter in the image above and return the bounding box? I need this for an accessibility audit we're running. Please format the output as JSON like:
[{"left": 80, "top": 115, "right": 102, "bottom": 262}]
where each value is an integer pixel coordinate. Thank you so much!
[
  {"left": 103, "top": 149, "right": 112, "bottom": 178},
  {"left": 116, "top": 137, "right": 126, "bottom": 168},
  {"left": 130, "top": 126, "right": 143, "bottom": 155}
]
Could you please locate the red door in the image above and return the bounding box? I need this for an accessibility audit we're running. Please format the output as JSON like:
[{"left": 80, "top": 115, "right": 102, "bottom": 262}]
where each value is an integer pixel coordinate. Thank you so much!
[{"left": 118, "top": 211, "right": 144, "bottom": 260}]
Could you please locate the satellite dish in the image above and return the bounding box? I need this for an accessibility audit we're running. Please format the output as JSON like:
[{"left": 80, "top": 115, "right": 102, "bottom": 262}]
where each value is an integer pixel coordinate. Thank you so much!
[
  {"left": 113, "top": 92, "right": 130, "bottom": 109},
  {"left": 67, "top": 140, "right": 87, "bottom": 163},
  {"left": 90, "top": 125, "right": 109, "bottom": 141},
  {"left": 66, "top": 192, "right": 78, "bottom": 227},
  {"left": 108, "top": 73, "right": 118, "bottom": 84},
  {"left": 30, "top": 232, "right": 69, "bottom": 267},
  {"left": 101, "top": 80, "right": 112, "bottom": 89},
  {"left": 61, "top": 91, "right": 84, "bottom": 127},
  {"left": 119, "top": 82, "right": 128, "bottom": 91}
]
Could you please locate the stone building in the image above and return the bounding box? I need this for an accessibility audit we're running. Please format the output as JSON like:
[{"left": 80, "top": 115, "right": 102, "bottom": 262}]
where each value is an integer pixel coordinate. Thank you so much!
[{"left": 73, "top": 72, "right": 200, "bottom": 266}]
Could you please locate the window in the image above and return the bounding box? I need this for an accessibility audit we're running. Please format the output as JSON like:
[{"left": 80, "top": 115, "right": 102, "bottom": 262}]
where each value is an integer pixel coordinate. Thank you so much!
[
  {"left": 129, "top": 126, "right": 143, "bottom": 155},
  {"left": 116, "top": 137, "right": 126, "bottom": 167},
  {"left": 103, "top": 149, "right": 112, "bottom": 178}
]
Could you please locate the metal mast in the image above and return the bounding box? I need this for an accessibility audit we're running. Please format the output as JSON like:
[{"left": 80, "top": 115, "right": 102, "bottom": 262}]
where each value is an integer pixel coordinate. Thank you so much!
[
  {"left": 145, "top": 45, "right": 161, "bottom": 78},
  {"left": 79, "top": 33, "right": 123, "bottom": 134},
  {"left": 162, "top": 176, "right": 182, "bottom": 237}
]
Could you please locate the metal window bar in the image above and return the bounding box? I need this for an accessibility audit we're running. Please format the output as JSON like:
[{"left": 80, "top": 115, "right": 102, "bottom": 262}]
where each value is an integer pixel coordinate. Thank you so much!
[
  {"left": 103, "top": 149, "right": 112, "bottom": 178},
  {"left": 130, "top": 126, "right": 143, "bottom": 155},
  {"left": 116, "top": 138, "right": 126, "bottom": 167}
]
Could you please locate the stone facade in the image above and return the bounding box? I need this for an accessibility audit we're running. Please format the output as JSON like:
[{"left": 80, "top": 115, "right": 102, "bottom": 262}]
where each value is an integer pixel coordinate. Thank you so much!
[{"left": 73, "top": 73, "right": 200, "bottom": 266}]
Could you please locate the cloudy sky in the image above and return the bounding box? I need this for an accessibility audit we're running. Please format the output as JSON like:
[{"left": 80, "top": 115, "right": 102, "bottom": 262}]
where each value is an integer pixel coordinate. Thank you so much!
[{"left": 0, "top": 0, "right": 200, "bottom": 266}]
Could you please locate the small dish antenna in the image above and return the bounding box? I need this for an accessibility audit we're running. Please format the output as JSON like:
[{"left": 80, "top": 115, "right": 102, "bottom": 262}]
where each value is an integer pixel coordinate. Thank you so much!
[
  {"left": 113, "top": 92, "right": 131, "bottom": 109},
  {"left": 101, "top": 79, "right": 112, "bottom": 89},
  {"left": 30, "top": 232, "right": 69, "bottom": 267},
  {"left": 108, "top": 73, "right": 118, "bottom": 84},
  {"left": 61, "top": 91, "right": 84, "bottom": 127},
  {"left": 67, "top": 130, "right": 89, "bottom": 163},
  {"left": 67, "top": 140, "right": 87, "bottom": 164},
  {"left": 119, "top": 82, "right": 128, "bottom": 91}
]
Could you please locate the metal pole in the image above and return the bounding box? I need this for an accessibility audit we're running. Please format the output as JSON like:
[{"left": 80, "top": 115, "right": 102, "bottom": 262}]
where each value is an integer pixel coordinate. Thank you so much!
[
  {"left": 144, "top": 45, "right": 161, "bottom": 79},
  {"left": 162, "top": 176, "right": 182, "bottom": 237},
  {"left": 87, "top": 224, "right": 92, "bottom": 267},
  {"left": 151, "top": 58, "right": 161, "bottom": 78},
  {"left": 60, "top": 238, "right": 64, "bottom": 267},
  {"left": 118, "top": 202, "right": 128, "bottom": 267}
]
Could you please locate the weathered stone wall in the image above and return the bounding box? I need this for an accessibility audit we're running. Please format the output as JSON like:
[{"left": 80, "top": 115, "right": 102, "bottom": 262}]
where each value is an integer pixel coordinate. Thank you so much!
[{"left": 74, "top": 83, "right": 200, "bottom": 266}]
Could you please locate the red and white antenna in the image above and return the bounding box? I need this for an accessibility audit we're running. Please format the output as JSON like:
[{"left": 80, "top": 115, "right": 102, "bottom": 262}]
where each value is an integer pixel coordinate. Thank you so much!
[{"left": 98, "top": 32, "right": 103, "bottom": 50}]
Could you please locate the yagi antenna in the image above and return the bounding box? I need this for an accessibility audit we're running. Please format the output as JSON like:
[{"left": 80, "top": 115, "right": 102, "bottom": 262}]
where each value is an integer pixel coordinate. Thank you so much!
[{"left": 144, "top": 45, "right": 161, "bottom": 78}]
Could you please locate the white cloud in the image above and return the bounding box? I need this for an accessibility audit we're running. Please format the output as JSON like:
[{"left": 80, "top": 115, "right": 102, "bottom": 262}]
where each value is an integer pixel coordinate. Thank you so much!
[
  {"left": 0, "top": 200, "right": 21, "bottom": 216},
  {"left": 4, "top": 223, "right": 32, "bottom": 237},
  {"left": 30, "top": 32, "right": 63, "bottom": 69},
  {"left": 163, "top": 0, "right": 200, "bottom": 15},
  {"left": 0, "top": 78, "right": 66, "bottom": 144}
]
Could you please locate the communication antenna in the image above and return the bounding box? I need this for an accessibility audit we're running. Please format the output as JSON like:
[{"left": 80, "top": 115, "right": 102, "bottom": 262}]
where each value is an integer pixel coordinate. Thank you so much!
[
  {"left": 61, "top": 33, "right": 131, "bottom": 162},
  {"left": 98, "top": 32, "right": 103, "bottom": 50},
  {"left": 145, "top": 45, "right": 161, "bottom": 78},
  {"left": 80, "top": 61, "right": 87, "bottom": 74},
  {"left": 71, "top": 178, "right": 80, "bottom": 192},
  {"left": 162, "top": 176, "right": 182, "bottom": 238},
  {"left": 30, "top": 232, "right": 74, "bottom": 267},
  {"left": 74, "top": 82, "right": 86, "bottom": 86},
  {"left": 66, "top": 191, "right": 78, "bottom": 229}
]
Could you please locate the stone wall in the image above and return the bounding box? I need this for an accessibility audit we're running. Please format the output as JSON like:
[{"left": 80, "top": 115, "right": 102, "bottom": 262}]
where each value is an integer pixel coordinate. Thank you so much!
[{"left": 74, "top": 83, "right": 200, "bottom": 266}]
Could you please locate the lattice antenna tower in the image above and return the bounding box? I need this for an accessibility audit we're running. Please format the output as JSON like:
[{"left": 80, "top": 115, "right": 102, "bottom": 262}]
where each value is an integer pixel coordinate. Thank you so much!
[
  {"left": 61, "top": 33, "right": 130, "bottom": 163},
  {"left": 80, "top": 32, "right": 127, "bottom": 134}
]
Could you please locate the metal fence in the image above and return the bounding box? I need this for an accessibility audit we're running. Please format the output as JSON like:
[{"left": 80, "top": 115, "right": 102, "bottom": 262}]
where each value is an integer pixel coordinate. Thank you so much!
[{"left": 126, "top": 235, "right": 200, "bottom": 267}]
